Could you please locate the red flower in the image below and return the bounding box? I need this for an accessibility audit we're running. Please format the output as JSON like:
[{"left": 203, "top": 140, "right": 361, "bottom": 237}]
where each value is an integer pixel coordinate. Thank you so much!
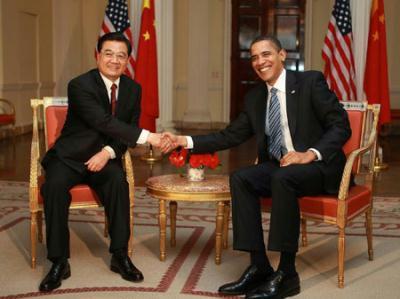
[
  {"left": 169, "top": 149, "right": 220, "bottom": 170},
  {"left": 169, "top": 148, "right": 188, "bottom": 168}
]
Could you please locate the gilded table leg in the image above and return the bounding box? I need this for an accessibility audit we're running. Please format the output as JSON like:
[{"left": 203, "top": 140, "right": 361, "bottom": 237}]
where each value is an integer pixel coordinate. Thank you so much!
[
  {"left": 215, "top": 201, "right": 225, "bottom": 265},
  {"left": 169, "top": 201, "right": 177, "bottom": 247},
  {"left": 159, "top": 199, "right": 167, "bottom": 261},
  {"left": 222, "top": 201, "right": 230, "bottom": 249}
]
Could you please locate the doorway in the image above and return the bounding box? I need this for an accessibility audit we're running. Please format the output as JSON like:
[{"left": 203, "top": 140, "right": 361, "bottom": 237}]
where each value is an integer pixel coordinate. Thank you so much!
[{"left": 230, "top": 0, "right": 305, "bottom": 120}]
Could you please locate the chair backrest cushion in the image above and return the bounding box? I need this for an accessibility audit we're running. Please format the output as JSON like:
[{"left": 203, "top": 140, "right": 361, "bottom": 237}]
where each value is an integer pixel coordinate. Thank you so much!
[
  {"left": 342, "top": 110, "right": 364, "bottom": 173},
  {"left": 45, "top": 106, "right": 67, "bottom": 149}
]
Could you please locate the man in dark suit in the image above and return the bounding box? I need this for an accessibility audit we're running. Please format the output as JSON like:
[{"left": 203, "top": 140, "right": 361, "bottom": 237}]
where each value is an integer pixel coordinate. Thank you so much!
[
  {"left": 39, "top": 32, "right": 165, "bottom": 292},
  {"left": 163, "top": 35, "right": 351, "bottom": 298}
]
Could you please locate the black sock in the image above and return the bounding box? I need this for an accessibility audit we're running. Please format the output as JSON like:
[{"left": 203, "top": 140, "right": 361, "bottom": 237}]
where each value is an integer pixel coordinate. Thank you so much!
[
  {"left": 113, "top": 248, "right": 127, "bottom": 257},
  {"left": 50, "top": 257, "right": 67, "bottom": 264},
  {"left": 250, "top": 250, "right": 274, "bottom": 274},
  {"left": 278, "top": 251, "right": 297, "bottom": 275}
]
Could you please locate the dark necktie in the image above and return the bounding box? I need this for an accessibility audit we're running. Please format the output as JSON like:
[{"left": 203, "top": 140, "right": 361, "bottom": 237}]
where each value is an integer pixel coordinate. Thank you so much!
[
  {"left": 268, "top": 87, "right": 282, "bottom": 160},
  {"left": 111, "top": 83, "right": 117, "bottom": 115}
]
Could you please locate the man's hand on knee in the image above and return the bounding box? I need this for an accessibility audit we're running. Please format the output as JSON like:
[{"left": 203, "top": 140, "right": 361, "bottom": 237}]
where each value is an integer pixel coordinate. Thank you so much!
[
  {"left": 85, "top": 149, "right": 111, "bottom": 172},
  {"left": 280, "top": 150, "right": 316, "bottom": 167}
]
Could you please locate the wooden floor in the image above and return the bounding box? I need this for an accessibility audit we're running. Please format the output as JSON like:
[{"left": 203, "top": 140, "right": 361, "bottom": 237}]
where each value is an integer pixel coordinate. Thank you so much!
[{"left": 0, "top": 130, "right": 399, "bottom": 197}]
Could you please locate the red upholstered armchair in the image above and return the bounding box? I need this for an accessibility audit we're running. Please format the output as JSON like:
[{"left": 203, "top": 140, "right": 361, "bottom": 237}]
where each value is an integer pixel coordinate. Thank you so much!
[
  {"left": 260, "top": 102, "right": 380, "bottom": 288},
  {"left": 29, "top": 97, "right": 135, "bottom": 268},
  {"left": 0, "top": 98, "right": 16, "bottom": 137}
]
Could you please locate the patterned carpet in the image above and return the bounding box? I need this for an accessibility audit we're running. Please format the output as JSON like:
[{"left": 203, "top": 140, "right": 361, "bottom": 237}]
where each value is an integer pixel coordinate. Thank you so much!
[{"left": 0, "top": 181, "right": 400, "bottom": 299}]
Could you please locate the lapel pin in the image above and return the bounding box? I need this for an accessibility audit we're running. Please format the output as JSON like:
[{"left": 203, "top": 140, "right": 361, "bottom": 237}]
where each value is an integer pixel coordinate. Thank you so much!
[{"left": 291, "top": 90, "right": 296, "bottom": 94}]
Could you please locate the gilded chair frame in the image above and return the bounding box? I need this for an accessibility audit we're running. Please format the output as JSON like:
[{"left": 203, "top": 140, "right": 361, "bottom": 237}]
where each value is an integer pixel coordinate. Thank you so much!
[
  {"left": 29, "top": 97, "right": 135, "bottom": 268},
  {"left": 299, "top": 102, "right": 380, "bottom": 288}
]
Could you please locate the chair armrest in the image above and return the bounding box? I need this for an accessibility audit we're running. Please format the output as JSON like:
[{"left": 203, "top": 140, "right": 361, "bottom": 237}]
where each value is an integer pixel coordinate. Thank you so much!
[
  {"left": 0, "top": 98, "right": 16, "bottom": 115},
  {"left": 337, "top": 104, "right": 380, "bottom": 201},
  {"left": 123, "top": 150, "right": 135, "bottom": 207}
]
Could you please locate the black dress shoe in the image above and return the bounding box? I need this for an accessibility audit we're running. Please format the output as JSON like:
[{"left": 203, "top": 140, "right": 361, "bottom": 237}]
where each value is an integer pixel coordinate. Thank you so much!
[
  {"left": 39, "top": 260, "right": 71, "bottom": 292},
  {"left": 245, "top": 270, "right": 300, "bottom": 299},
  {"left": 218, "top": 265, "right": 273, "bottom": 295},
  {"left": 110, "top": 254, "right": 144, "bottom": 282}
]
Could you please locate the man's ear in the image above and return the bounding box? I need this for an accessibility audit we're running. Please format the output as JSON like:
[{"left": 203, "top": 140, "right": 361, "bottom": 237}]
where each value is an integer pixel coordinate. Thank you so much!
[{"left": 279, "top": 48, "right": 287, "bottom": 63}]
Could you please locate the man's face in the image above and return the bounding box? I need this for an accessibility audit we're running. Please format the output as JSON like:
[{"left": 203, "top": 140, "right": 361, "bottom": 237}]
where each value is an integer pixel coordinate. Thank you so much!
[
  {"left": 250, "top": 40, "right": 286, "bottom": 85},
  {"left": 96, "top": 40, "right": 129, "bottom": 81}
]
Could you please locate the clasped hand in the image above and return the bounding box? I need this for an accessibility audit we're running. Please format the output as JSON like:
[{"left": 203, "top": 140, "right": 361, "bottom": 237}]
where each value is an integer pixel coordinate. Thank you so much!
[{"left": 147, "top": 132, "right": 187, "bottom": 153}]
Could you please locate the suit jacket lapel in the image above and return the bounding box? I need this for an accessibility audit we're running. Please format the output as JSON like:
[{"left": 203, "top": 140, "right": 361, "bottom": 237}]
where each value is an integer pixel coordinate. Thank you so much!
[
  {"left": 116, "top": 76, "right": 129, "bottom": 118},
  {"left": 285, "top": 71, "right": 299, "bottom": 141},
  {"left": 94, "top": 70, "right": 111, "bottom": 113},
  {"left": 255, "top": 83, "right": 268, "bottom": 137}
]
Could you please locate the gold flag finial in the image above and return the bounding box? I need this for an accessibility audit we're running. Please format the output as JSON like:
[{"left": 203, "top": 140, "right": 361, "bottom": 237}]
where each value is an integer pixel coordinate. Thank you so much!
[{"left": 143, "top": 0, "right": 150, "bottom": 9}]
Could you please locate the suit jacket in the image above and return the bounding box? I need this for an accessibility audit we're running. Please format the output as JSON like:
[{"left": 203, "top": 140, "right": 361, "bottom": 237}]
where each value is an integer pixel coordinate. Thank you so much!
[
  {"left": 192, "top": 70, "right": 351, "bottom": 194},
  {"left": 42, "top": 69, "right": 142, "bottom": 173}
]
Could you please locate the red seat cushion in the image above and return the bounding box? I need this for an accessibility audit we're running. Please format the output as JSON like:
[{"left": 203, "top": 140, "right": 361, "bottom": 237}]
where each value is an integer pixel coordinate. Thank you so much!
[
  {"left": 261, "top": 185, "right": 371, "bottom": 221},
  {"left": 37, "top": 175, "right": 101, "bottom": 206},
  {"left": 0, "top": 114, "right": 15, "bottom": 124}
]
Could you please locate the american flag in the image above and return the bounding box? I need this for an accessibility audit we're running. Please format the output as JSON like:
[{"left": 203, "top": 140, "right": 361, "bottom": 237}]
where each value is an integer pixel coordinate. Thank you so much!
[
  {"left": 98, "top": 0, "right": 136, "bottom": 78},
  {"left": 322, "top": 0, "right": 357, "bottom": 101}
]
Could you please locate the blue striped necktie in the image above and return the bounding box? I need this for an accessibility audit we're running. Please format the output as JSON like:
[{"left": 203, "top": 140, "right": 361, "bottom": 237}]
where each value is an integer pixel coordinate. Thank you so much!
[{"left": 268, "top": 87, "right": 282, "bottom": 160}]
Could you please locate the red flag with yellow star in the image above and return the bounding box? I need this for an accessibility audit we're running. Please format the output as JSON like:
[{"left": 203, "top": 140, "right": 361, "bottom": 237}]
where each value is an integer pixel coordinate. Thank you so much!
[
  {"left": 364, "top": 0, "right": 391, "bottom": 126},
  {"left": 135, "top": 0, "right": 159, "bottom": 132}
]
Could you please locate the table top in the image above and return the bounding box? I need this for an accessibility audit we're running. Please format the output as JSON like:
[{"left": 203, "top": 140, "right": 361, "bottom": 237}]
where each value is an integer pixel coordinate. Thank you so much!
[{"left": 146, "top": 174, "right": 231, "bottom": 201}]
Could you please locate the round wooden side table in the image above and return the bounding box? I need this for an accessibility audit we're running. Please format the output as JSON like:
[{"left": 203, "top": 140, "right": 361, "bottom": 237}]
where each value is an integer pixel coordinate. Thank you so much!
[{"left": 146, "top": 174, "right": 231, "bottom": 264}]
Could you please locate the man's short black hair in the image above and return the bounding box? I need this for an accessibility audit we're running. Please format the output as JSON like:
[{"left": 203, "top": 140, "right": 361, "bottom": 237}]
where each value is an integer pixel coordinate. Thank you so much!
[
  {"left": 97, "top": 32, "right": 132, "bottom": 56},
  {"left": 250, "top": 35, "right": 283, "bottom": 52}
]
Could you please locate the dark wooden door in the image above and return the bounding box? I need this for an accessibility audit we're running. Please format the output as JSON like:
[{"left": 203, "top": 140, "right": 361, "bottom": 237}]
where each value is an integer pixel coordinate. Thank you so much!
[{"left": 230, "top": 0, "right": 305, "bottom": 120}]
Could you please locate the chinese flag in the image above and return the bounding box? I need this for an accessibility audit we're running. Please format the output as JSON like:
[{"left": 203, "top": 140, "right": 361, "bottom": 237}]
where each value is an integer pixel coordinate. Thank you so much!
[
  {"left": 135, "top": 0, "right": 159, "bottom": 132},
  {"left": 364, "top": 0, "right": 391, "bottom": 126}
]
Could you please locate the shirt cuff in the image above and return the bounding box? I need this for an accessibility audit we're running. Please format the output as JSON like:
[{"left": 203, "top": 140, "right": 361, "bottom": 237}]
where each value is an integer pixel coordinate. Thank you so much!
[
  {"left": 103, "top": 146, "right": 116, "bottom": 159},
  {"left": 308, "top": 148, "right": 322, "bottom": 161},
  {"left": 137, "top": 129, "right": 150, "bottom": 144},
  {"left": 185, "top": 136, "right": 194, "bottom": 149}
]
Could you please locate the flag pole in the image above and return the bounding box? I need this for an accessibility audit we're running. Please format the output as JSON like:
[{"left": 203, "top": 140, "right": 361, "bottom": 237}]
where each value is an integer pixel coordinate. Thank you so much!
[{"left": 374, "top": 140, "right": 389, "bottom": 172}]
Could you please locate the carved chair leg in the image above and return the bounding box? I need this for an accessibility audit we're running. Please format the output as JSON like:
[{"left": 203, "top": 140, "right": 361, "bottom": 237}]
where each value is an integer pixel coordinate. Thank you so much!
[
  {"left": 37, "top": 211, "right": 43, "bottom": 243},
  {"left": 365, "top": 208, "right": 374, "bottom": 261},
  {"left": 337, "top": 228, "right": 345, "bottom": 288},
  {"left": 104, "top": 215, "right": 109, "bottom": 238},
  {"left": 169, "top": 201, "right": 177, "bottom": 247},
  {"left": 215, "top": 201, "right": 225, "bottom": 265},
  {"left": 31, "top": 212, "right": 37, "bottom": 269},
  {"left": 300, "top": 217, "right": 307, "bottom": 247},
  {"left": 222, "top": 201, "right": 230, "bottom": 249}
]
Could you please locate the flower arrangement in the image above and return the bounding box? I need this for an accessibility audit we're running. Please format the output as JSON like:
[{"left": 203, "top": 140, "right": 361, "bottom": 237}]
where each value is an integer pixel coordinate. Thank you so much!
[{"left": 169, "top": 148, "right": 220, "bottom": 170}]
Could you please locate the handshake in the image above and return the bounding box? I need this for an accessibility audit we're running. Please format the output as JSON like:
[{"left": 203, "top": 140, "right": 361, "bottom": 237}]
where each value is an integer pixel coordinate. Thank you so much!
[{"left": 147, "top": 132, "right": 187, "bottom": 154}]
